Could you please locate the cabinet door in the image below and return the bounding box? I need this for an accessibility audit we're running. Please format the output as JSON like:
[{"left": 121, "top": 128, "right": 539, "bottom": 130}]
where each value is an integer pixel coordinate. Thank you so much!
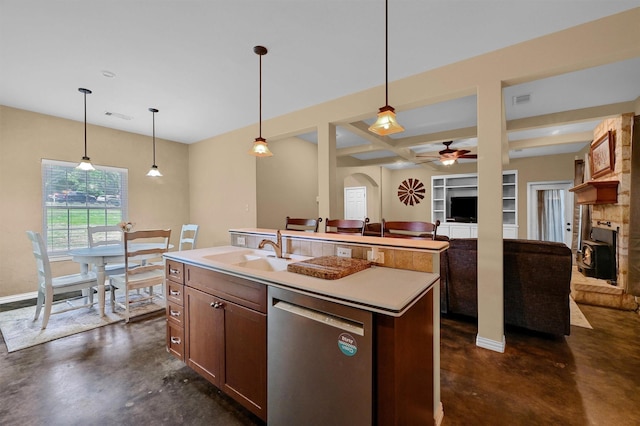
[
  {"left": 184, "top": 287, "right": 224, "bottom": 387},
  {"left": 221, "top": 299, "right": 267, "bottom": 420}
]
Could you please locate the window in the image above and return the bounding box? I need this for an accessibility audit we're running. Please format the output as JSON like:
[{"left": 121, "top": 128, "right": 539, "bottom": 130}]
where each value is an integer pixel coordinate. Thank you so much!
[{"left": 42, "top": 159, "right": 128, "bottom": 256}]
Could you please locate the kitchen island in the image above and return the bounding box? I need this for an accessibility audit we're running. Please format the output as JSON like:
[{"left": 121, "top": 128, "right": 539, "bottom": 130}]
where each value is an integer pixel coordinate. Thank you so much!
[{"left": 164, "top": 231, "right": 445, "bottom": 425}]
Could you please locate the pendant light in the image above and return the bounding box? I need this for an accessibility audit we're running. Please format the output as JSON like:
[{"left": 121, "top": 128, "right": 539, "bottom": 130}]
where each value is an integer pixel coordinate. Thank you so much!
[
  {"left": 248, "top": 45, "right": 273, "bottom": 157},
  {"left": 76, "top": 88, "right": 96, "bottom": 171},
  {"left": 368, "top": 0, "right": 404, "bottom": 136},
  {"left": 146, "top": 108, "right": 163, "bottom": 177}
]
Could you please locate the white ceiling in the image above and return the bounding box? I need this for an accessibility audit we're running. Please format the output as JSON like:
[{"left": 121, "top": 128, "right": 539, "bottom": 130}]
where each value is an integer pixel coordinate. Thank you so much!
[{"left": 2, "top": 1, "right": 640, "bottom": 167}]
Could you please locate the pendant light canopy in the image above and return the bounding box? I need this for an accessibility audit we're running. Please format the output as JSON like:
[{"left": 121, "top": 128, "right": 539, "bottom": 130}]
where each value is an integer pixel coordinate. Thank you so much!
[
  {"left": 76, "top": 88, "right": 96, "bottom": 171},
  {"left": 249, "top": 45, "right": 273, "bottom": 157},
  {"left": 146, "top": 108, "right": 163, "bottom": 177},
  {"left": 368, "top": 0, "right": 404, "bottom": 136}
]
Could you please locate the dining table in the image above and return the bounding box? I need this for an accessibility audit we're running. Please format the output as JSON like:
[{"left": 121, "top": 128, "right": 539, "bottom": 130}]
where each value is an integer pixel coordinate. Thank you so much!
[{"left": 68, "top": 243, "right": 172, "bottom": 316}]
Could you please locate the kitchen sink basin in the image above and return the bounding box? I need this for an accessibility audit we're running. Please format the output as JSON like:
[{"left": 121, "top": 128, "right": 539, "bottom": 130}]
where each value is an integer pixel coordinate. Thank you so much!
[
  {"left": 203, "top": 250, "right": 263, "bottom": 264},
  {"left": 234, "top": 257, "right": 292, "bottom": 272}
]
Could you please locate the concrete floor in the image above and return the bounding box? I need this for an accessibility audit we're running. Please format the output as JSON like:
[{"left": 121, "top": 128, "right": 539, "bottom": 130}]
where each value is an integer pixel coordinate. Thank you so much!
[{"left": 1, "top": 304, "right": 639, "bottom": 425}]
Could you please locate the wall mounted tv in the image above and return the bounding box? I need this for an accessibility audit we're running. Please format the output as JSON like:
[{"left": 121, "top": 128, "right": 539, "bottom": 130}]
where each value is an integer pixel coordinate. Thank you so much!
[{"left": 449, "top": 196, "right": 478, "bottom": 223}]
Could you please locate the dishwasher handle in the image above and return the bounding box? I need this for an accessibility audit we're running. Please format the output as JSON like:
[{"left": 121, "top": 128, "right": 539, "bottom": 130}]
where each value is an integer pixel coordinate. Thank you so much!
[{"left": 272, "top": 300, "right": 365, "bottom": 336}]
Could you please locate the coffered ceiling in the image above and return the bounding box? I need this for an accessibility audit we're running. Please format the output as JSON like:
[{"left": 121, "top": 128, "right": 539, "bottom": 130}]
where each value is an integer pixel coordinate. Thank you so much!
[{"left": 2, "top": 1, "right": 640, "bottom": 169}]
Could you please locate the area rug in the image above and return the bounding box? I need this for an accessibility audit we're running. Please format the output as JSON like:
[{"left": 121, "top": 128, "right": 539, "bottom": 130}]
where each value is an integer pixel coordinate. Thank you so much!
[
  {"left": 0, "top": 292, "right": 165, "bottom": 353},
  {"left": 570, "top": 296, "right": 593, "bottom": 329}
]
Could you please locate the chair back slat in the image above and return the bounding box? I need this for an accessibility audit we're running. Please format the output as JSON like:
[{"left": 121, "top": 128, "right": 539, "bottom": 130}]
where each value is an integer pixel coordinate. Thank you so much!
[
  {"left": 285, "top": 217, "right": 322, "bottom": 232},
  {"left": 324, "top": 218, "right": 369, "bottom": 236},
  {"left": 381, "top": 219, "right": 441, "bottom": 240},
  {"left": 179, "top": 224, "right": 199, "bottom": 250},
  {"left": 26, "top": 231, "right": 51, "bottom": 288},
  {"left": 89, "top": 225, "right": 124, "bottom": 248}
]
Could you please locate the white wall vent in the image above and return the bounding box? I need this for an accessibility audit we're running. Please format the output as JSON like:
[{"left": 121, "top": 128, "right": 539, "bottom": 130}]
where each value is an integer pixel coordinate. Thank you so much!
[
  {"left": 512, "top": 93, "right": 532, "bottom": 105},
  {"left": 104, "top": 111, "right": 133, "bottom": 120}
]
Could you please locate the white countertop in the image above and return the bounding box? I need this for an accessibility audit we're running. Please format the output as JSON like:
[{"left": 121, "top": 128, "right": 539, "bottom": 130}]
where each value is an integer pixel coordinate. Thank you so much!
[{"left": 164, "top": 245, "right": 438, "bottom": 317}]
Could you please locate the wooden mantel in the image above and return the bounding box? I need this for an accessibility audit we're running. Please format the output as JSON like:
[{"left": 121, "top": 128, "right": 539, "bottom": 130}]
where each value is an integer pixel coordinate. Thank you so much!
[{"left": 569, "top": 180, "right": 619, "bottom": 205}]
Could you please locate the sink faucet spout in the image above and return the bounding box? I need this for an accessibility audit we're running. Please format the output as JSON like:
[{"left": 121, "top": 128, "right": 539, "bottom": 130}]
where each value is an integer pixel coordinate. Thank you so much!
[{"left": 258, "top": 230, "right": 283, "bottom": 258}]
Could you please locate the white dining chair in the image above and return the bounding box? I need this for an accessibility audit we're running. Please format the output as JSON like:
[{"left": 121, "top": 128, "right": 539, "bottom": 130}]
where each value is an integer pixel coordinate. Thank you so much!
[
  {"left": 111, "top": 229, "right": 171, "bottom": 323},
  {"left": 179, "top": 224, "right": 199, "bottom": 250},
  {"left": 27, "top": 231, "right": 99, "bottom": 329},
  {"left": 88, "top": 225, "right": 126, "bottom": 275}
]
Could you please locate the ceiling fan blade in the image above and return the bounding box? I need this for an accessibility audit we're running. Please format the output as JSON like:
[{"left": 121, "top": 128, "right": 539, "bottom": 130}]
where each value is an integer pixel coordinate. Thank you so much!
[{"left": 458, "top": 154, "right": 478, "bottom": 159}]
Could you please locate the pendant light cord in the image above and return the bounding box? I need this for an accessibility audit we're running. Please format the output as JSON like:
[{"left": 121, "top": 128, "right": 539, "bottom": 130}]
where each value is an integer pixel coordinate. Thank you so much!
[
  {"left": 259, "top": 52, "right": 263, "bottom": 139},
  {"left": 83, "top": 90, "right": 88, "bottom": 158},
  {"left": 152, "top": 110, "right": 156, "bottom": 165},
  {"left": 385, "top": 0, "right": 389, "bottom": 106}
]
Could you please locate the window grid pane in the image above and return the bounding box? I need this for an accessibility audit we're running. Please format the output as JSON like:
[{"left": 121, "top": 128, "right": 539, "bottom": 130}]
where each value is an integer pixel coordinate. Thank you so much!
[{"left": 42, "top": 159, "right": 128, "bottom": 256}]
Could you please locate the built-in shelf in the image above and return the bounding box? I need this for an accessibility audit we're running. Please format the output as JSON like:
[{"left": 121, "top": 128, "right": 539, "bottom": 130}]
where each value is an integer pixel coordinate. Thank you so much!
[{"left": 569, "top": 180, "right": 619, "bottom": 205}]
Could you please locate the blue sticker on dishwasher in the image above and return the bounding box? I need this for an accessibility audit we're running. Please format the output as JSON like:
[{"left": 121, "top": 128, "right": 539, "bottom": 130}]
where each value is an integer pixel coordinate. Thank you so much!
[{"left": 338, "top": 333, "right": 357, "bottom": 357}]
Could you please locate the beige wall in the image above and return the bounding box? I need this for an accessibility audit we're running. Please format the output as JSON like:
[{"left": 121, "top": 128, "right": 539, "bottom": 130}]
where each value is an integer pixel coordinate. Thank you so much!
[
  {"left": 0, "top": 106, "right": 190, "bottom": 297},
  {"left": 256, "top": 136, "right": 319, "bottom": 229}
]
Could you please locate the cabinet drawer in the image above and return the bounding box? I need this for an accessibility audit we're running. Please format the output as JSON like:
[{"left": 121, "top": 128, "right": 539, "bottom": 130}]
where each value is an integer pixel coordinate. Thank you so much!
[
  {"left": 166, "top": 282, "right": 184, "bottom": 305},
  {"left": 167, "top": 322, "right": 184, "bottom": 361},
  {"left": 166, "top": 260, "right": 185, "bottom": 284},
  {"left": 186, "top": 265, "right": 267, "bottom": 313},
  {"left": 166, "top": 301, "right": 184, "bottom": 327}
]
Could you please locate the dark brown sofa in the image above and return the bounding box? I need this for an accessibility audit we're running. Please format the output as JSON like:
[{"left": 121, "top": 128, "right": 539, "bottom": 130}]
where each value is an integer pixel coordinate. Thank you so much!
[{"left": 440, "top": 238, "right": 572, "bottom": 336}]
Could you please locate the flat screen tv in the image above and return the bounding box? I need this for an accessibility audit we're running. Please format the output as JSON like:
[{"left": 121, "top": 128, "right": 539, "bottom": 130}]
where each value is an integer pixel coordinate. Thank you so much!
[{"left": 449, "top": 196, "right": 478, "bottom": 223}]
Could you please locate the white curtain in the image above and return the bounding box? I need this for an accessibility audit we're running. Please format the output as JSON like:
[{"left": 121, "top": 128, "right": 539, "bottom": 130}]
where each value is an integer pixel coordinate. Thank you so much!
[{"left": 537, "top": 189, "right": 564, "bottom": 242}]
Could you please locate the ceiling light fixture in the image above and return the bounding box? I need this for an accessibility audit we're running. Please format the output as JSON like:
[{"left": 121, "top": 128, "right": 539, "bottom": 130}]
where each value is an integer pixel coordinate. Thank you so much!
[
  {"left": 146, "top": 108, "right": 163, "bottom": 177},
  {"left": 441, "top": 158, "right": 456, "bottom": 166},
  {"left": 76, "top": 88, "right": 95, "bottom": 171},
  {"left": 248, "top": 45, "right": 273, "bottom": 157},
  {"left": 368, "top": 0, "right": 404, "bottom": 136}
]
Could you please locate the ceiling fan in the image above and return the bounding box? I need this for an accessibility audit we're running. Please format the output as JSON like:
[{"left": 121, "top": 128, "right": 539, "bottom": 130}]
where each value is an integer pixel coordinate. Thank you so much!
[{"left": 415, "top": 141, "right": 478, "bottom": 165}]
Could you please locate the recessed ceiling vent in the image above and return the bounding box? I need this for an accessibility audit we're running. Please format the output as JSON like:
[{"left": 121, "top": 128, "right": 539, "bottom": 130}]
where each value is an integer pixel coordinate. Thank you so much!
[
  {"left": 104, "top": 111, "right": 133, "bottom": 120},
  {"left": 512, "top": 93, "right": 531, "bottom": 105}
]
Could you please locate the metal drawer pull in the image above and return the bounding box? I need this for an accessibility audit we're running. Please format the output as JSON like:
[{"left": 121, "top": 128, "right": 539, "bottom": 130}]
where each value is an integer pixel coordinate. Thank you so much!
[
  {"left": 169, "top": 268, "right": 181, "bottom": 275},
  {"left": 170, "top": 337, "right": 181, "bottom": 344},
  {"left": 170, "top": 310, "right": 181, "bottom": 317},
  {"left": 210, "top": 301, "right": 225, "bottom": 309},
  {"left": 169, "top": 290, "right": 181, "bottom": 296}
]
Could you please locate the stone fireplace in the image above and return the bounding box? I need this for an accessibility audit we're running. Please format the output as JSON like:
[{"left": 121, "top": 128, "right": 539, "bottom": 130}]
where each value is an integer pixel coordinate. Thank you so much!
[{"left": 571, "top": 113, "right": 637, "bottom": 311}]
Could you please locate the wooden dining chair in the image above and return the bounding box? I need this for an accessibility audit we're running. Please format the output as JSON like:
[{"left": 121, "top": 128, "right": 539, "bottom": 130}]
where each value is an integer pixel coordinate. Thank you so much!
[
  {"left": 179, "top": 224, "right": 199, "bottom": 250},
  {"left": 381, "top": 219, "right": 441, "bottom": 240},
  {"left": 324, "top": 218, "right": 369, "bottom": 236},
  {"left": 111, "top": 229, "right": 171, "bottom": 323},
  {"left": 26, "top": 231, "right": 99, "bottom": 329},
  {"left": 285, "top": 217, "right": 322, "bottom": 232}
]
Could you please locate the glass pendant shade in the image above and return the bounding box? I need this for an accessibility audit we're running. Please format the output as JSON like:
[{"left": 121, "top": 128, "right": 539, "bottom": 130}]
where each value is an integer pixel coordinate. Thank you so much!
[
  {"left": 249, "top": 137, "right": 273, "bottom": 157},
  {"left": 147, "top": 165, "right": 162, "bottom": 177},
  {"left": 75, "top": 88, "right": 95, "bottom": 171},
  {"left": 441, "top": 158, "right": 456, "bottom": 166},
  {"left": 368, "top": 105, "right": 405, "bottom": 136},
  {"left": 77, "top": 156, "right": 95, "bottom": 171}
]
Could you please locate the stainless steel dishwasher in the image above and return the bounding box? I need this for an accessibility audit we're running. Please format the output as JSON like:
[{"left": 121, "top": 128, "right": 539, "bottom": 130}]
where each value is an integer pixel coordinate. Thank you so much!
[{"left": 268, "top": 286, "right": 373, "bottom": 425}]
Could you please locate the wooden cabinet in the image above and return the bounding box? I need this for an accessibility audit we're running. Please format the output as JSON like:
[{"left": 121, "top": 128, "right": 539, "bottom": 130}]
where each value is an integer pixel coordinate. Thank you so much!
[
  {"left": 165, "top": 260, "right": 185, "bottom": 360},
  {"left": 168, "top": 264, "right": 267, "bottom": 421}
]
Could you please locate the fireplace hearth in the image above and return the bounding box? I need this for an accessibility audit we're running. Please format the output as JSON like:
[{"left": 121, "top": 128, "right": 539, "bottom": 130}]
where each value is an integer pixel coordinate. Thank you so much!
[{"left": 577, "top": 227, "right": 617, "bottom": 282}]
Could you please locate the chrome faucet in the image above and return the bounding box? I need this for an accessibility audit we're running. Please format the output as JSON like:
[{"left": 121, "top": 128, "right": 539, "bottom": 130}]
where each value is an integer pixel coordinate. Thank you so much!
[{"left": 259, "top": 230, "right": 284, "bottom": 258}]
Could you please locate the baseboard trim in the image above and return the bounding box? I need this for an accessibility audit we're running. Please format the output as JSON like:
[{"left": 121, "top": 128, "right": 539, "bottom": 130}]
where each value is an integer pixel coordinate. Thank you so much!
[
  {"left": 0, "top": 291, "right": 38, "bottom": 305},
  {"left": 476, "top": 334, "right": 506, "bottom": 353}
]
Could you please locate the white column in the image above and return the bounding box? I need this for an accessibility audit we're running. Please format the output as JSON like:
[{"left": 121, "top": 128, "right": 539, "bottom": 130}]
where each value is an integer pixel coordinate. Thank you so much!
[
  {"left": 476, "top": 79, "right": 506, "bottom": 352},
  {"left": 317, "top": 123, "right": 337, "bottom": 220}
]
